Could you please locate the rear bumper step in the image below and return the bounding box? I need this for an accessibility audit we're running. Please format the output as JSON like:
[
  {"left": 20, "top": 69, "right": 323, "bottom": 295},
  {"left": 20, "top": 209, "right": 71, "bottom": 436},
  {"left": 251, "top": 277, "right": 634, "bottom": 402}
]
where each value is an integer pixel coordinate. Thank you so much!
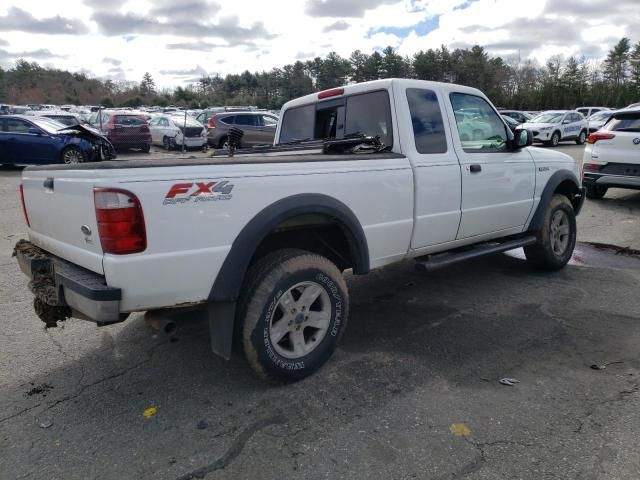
[
  {"left": 415, "top": 236, "right": 538, "bottom": 272},
  {"left": 15, "top": 240, "right": 124, "bottom": 323}
]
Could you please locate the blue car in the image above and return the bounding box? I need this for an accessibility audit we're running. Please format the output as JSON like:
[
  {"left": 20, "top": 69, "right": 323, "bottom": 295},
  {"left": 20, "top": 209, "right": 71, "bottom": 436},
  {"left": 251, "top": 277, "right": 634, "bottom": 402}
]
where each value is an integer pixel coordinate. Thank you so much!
[{"left": 0, "top": 115, "right": 115, "bottom": 165}]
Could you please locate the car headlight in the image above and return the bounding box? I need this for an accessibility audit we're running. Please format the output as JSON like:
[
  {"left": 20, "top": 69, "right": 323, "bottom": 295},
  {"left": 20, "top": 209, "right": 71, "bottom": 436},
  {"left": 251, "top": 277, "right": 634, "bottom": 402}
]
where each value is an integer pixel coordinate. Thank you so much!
[{"left": 539, "top": 126, "right": 552, "bottom": 131}]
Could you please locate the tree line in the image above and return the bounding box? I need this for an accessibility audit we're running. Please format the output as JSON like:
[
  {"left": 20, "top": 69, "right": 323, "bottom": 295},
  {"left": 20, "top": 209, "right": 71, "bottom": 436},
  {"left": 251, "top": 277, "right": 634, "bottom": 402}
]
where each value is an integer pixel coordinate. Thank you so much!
[{"left": 1, "top": 38, "right": 639, "bottom": 110}]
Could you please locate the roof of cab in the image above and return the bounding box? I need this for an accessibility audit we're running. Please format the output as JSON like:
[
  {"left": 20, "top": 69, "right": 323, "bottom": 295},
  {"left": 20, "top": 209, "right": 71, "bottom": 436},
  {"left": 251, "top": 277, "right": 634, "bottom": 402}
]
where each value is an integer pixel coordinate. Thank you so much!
[{"left": 281, "top": 78, "right": 486, "bottom": 111}]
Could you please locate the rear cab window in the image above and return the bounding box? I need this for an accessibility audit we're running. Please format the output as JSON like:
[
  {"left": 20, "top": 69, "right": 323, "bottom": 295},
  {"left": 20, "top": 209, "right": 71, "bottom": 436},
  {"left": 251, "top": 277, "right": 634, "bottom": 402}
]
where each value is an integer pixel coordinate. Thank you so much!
[{"left": 279, "top": 90, "right": 393, "bottom": 147}]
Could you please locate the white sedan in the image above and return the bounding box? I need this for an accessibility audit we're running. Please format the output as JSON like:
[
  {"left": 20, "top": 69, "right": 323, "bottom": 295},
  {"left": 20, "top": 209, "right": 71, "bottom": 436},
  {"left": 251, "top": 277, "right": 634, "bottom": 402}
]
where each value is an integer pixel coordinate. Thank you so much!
[
  {"left": 148, "top": 114, "right": 207, "bottom": 150},
  {"left": 522, "top": 110, "right": 588, "bottom": 147}
]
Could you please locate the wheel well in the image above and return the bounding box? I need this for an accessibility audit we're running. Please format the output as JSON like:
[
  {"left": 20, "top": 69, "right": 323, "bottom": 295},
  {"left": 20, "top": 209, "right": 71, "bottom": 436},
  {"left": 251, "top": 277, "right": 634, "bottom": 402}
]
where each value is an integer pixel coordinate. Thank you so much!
[
  {"left": 250, "top": 214, "right": 355, "bottom": 272},
  {"left": 554, "top": 179, "right": 581, "bottom": 209}
]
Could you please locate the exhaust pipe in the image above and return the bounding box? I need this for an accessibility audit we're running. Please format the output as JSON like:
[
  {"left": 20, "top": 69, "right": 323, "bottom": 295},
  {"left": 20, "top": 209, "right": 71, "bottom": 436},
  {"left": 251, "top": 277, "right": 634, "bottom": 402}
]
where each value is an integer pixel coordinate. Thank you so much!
[{"left": 145, "top": 312, "right": 177, "bottom": 336}]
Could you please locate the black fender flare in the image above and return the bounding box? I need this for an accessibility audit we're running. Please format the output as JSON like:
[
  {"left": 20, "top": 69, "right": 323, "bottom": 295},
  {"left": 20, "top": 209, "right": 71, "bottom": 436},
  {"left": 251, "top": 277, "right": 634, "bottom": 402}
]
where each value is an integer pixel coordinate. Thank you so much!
[
  {"left": 529, "top": 170, "right": 582, "bottom": 231},
  {"left": 209, "top": 193, "right": 370, "bottom": 303}
]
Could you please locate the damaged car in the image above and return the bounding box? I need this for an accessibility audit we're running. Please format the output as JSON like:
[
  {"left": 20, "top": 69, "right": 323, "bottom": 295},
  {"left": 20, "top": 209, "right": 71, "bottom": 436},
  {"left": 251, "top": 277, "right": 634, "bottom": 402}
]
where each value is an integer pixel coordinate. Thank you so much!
[{"left": 0, "top": 115, "right": 116, "bottom": 165}]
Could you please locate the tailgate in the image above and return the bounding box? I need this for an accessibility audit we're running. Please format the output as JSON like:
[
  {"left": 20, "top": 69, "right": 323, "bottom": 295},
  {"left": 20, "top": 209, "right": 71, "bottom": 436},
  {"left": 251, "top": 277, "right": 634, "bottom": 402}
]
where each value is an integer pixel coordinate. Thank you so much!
[{"left": 22, "top": 170, "right": 104, "bottom": 274}]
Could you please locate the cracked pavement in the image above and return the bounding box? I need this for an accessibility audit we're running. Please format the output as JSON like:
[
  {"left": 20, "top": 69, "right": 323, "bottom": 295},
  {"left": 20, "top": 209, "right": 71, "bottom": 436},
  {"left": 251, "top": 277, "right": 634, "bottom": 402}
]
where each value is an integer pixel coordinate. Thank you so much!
[{"left": 1, "top": 145, "right": 640, "bottom": 479}]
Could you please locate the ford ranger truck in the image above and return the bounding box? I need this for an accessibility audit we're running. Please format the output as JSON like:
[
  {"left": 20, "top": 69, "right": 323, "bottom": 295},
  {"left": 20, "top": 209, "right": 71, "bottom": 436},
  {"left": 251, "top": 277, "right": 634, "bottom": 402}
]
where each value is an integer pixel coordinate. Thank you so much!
[{"left": 15, "top": 79, "right": 585, "bottom": 382}]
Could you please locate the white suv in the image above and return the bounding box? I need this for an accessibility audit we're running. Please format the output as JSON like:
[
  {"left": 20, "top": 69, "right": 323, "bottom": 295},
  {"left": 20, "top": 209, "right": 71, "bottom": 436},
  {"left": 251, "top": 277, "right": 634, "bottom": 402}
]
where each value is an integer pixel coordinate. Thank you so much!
[
  {"left": 523, "top": 110, "right": 588, "bottom": 147},
  {"left": 583, "top": 108, "right": 640, "bottom": 199}
]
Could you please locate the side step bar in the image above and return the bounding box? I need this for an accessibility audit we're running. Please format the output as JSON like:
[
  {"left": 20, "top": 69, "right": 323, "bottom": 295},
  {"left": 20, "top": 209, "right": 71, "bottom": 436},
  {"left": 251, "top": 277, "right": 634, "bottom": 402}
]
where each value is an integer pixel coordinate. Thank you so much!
[{"left": 415, "top": 236, "right": 538, "bottom": 272}]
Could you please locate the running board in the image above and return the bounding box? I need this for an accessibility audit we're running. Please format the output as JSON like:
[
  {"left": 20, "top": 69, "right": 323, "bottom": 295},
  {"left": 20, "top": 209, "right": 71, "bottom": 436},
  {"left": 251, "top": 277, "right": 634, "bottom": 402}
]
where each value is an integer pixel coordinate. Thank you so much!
[{"left": 415, "top": 236, "right": 538, "bottom": 272}]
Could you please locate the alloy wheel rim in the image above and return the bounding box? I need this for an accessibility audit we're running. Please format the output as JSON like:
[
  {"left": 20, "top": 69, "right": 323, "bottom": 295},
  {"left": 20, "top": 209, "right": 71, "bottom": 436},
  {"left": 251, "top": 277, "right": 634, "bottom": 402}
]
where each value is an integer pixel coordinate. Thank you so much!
[
  {"left": 550, "top": 210, "right": 570, "bottom": 256},
  {"left": 268, "top": 281, "right": 331, "bottom": 359},
  {"left": 63, "top": 149, "right": 83, "bottom": 164}
]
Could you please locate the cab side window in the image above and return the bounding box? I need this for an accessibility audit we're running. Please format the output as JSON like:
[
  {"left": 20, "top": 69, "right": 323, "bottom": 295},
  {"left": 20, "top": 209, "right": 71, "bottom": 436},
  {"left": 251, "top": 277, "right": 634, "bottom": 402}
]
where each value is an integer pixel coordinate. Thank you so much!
[
  {"left": 406, "top": 88, "right": 447, "bottom": 154},
  {"left": 450, "top": 93, "right": 507, "bottom": 152}
]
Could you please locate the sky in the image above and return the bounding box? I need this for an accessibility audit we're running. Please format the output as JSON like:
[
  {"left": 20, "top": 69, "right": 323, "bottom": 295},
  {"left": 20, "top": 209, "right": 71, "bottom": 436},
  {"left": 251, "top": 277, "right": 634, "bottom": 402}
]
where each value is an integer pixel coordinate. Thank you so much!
[{"left": 0, "top": 0, "right": 638, "bottom": 88}]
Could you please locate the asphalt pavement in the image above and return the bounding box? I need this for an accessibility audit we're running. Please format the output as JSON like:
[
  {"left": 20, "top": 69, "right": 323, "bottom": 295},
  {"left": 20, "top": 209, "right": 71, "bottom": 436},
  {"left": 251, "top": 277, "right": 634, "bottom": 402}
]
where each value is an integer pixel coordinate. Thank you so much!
[{"left": 1, "top": 144, "right": 639, "bottom": 479}]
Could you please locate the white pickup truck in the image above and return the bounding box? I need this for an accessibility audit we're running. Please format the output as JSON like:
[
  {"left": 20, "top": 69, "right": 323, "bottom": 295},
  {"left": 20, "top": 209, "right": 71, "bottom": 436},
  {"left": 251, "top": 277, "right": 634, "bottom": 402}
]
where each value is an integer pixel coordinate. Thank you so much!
[{"left": 15, "top": 79, "right": 585, "bottom": 382}]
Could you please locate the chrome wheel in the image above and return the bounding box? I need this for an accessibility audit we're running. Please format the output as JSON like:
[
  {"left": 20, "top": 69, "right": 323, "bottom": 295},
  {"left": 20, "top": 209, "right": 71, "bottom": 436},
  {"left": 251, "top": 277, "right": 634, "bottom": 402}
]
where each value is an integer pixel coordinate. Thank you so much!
[
  {"left": 63, "top": 148, "right": 84, "bottom": 164},
  {"left": 551, "top": 133, "right": 559, "bottom": 146},
  {"left": 269, "top": 281, "right": 331, "bottom": 359},
  {"left": 550, "top": 210, "right": 570, "bottom": 256}
]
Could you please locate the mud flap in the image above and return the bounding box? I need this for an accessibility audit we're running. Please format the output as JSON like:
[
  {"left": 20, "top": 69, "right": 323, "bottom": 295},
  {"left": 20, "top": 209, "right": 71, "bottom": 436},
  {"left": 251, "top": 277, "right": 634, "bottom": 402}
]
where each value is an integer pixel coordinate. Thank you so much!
[{"left": 206, "top": 301, "right": 236, "bottom": 360}]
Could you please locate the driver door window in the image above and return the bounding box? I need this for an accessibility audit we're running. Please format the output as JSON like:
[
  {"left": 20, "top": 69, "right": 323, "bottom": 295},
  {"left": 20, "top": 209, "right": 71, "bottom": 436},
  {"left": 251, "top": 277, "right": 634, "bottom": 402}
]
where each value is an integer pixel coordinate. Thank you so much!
[{"left": 450, "top": 93, "right": 507, "bottom": 152}]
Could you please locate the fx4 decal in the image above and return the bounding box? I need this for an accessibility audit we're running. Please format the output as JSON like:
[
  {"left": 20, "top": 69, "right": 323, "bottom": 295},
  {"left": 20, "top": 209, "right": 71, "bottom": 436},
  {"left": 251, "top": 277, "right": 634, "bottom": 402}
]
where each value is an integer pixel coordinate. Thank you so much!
[{"left": 163, "top": 181, "right": 234, "bottom": 205}]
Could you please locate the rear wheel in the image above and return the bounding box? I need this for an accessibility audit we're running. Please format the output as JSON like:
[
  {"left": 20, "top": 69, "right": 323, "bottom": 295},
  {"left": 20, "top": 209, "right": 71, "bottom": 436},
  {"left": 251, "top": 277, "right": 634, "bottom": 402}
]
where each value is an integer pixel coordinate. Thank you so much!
[
  {"left": 61, "top": 146, "right": 85, "bottom": 164},
  {"left": 162, "top": 136, "right": 172, "bottom": 150},
  {"left": 238, "top": 249, "right": 349, "bottom": 383},
  {"left": 585, "top": 184, "right": 608, "bottom": 199},
  {"left": 524, "top": 194, "right": 576, "bottom": 270},
  {"left": 141, "top": 144, "right": 151, "bottom": 153},
  {"left": 575, "top": 130, "right": 587, "bottom": 145},
  {"left": 218, "top": 136, "right": 230, "bottom": 149}
]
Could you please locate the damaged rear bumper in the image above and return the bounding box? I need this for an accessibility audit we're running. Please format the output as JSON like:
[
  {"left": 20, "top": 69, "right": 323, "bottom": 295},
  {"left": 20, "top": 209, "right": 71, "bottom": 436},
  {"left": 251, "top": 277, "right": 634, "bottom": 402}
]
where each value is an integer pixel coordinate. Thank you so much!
[{"left": 15, "top": 240, "right": 125, "bottom": 324}]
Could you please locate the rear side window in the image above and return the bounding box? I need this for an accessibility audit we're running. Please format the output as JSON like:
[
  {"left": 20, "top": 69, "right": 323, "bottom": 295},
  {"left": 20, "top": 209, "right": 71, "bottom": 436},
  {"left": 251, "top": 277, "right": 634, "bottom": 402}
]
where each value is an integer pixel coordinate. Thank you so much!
[
  {"left": 114, "top": 115, "right": 145, "bottom": 126},
  {"left": 280, "top": 105, "right": 315, "bottom": 142},
  {"left": 406, "top": 88, "right": 447, "bottom": 154},
  {"left": 234, "top": 115, "right": 257, "bottom": 126},
  {"left": 607, "top": 112, "right": 640, "bottom": 132},
  {"left": 219, "top": 115, "right": 235, "bottom": 125},
  {"left": 344, "top": 90, "right": 393, "bottom": 147}
]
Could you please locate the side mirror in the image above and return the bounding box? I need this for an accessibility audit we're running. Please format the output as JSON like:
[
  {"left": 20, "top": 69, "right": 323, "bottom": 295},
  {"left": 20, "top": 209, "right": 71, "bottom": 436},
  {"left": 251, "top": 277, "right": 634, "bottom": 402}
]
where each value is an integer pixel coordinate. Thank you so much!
[
  {"left": 28, "top": 127, "right": 42, "bottom": 135},
  {"left": 514, "top": 129, "right": 533, "bottom": 148}
]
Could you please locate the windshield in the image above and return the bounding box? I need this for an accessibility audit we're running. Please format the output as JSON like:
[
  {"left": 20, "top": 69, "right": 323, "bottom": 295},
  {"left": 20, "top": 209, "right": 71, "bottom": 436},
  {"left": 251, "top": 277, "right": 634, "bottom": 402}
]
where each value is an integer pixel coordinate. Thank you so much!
[
  {"left": 590, "top": 111, "right": 611, "bottom": 122},
  {"left": 530, "top": 113, "right": 565, "bottom": 123},
  {"left": 30, "top": 116, "right": 67, "bottom": 132}
]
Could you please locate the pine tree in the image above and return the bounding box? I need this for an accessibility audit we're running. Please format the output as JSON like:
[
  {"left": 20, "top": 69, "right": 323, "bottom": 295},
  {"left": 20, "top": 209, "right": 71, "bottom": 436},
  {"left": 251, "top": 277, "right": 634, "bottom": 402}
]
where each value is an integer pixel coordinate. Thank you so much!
[{"left": 140, "top": 72, "right": 156, "bottom": 96}]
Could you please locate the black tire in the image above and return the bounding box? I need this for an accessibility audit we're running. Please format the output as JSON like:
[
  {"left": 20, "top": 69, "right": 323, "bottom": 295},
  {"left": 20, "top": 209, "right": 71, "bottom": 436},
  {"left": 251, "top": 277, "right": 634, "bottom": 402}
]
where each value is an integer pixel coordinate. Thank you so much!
[
  {"left": 162, "top": 136, "right": 172, "bottom": 151},
  {"left": 60, "top": 146, "right": 86, "bottom": 164},
  {"left": 238, "top": 249, "right": 349, "bottom": 383},
  {"left": 141, "top": 144, "right": 151, "bottom": 153},
  {"left": 575, "top": 130, "right": 587, "bottom": 145},
  {"left": 217, "top": 136, "right": 229, "bottom": 149},
  {"left": 545, "top": 131, "right": 560, "bottom": 147},
  {"left": 524, "top": 194, "right": 576, "bottom": 271},
  {"left": 585, "top": 184, "right": 608, "bottom": 199}
]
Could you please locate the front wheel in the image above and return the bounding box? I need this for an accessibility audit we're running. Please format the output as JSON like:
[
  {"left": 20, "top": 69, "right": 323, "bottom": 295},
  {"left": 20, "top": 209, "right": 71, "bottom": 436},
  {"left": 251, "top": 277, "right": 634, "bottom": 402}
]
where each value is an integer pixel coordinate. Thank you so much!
[
  {"left": 524, "top": 194, "right": 576, "bottom": 270},
  {"left": 545, "top": 132, "right": 560, "bottom": 147},
  {"left": 575, "top": 130, "right": 587, "bottom": 145},
  {"left": 238, "top": 249, "right": 349, "bottom": 383},
  {"left": 61, "top": 146, "right": 85, "bottom": 164}
]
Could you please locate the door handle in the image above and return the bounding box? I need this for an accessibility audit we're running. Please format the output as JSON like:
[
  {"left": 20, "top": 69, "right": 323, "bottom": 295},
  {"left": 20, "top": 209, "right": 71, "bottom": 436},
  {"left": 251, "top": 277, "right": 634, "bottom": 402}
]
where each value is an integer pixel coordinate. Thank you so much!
[{"left": 469, "top": 164, "right": 482, "bottom": 173}]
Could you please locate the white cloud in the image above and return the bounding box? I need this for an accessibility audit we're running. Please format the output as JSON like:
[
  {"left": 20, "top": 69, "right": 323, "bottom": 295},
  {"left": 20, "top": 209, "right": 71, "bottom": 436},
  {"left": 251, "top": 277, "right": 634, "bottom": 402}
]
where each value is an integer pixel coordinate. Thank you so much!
[{"left": 0, "top": 0, "right": 638, "bottom": 87}]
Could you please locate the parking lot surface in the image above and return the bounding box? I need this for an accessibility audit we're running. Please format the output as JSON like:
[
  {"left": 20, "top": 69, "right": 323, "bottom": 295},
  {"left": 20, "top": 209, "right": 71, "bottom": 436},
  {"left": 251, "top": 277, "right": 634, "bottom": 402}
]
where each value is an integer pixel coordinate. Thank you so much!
[{"left": 1, "top": 144, "right": 639, "bottom": 479}]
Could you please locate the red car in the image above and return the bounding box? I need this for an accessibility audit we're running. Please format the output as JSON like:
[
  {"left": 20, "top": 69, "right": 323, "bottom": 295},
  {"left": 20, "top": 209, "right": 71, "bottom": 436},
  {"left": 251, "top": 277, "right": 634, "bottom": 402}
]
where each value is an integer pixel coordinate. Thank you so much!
[{"left": 91, "top": 110, "right": 151, "bottom": 152}]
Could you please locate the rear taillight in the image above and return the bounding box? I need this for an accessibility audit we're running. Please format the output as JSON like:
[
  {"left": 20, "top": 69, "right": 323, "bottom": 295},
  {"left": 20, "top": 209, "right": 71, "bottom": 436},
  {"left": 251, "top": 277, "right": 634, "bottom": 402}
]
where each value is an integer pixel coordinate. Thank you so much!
[
  {"left": 586, "top": 132, "right": 615, "bottom": 144},
  {"left": 207, "top": 117, "right": 217, "bottom": 128},
  {"left": 583, "top": 162, "right": 606, "bottom": 171},
  {"left": 94, "top": 188, "right": 146, "bottom": 254},
  {"left": 19, "top": 184, "right": 30, "bottom": 227}
]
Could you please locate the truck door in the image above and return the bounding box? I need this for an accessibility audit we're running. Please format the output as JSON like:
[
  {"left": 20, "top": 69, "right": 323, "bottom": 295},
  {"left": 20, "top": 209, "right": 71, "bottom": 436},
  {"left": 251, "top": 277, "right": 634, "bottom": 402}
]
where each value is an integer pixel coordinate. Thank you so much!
[
  {"left": 398, "top": 87, "right": 462, "bottom": 248},
  {"left": 448, "top": 92, "right": 535, "bottom": 239}
]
